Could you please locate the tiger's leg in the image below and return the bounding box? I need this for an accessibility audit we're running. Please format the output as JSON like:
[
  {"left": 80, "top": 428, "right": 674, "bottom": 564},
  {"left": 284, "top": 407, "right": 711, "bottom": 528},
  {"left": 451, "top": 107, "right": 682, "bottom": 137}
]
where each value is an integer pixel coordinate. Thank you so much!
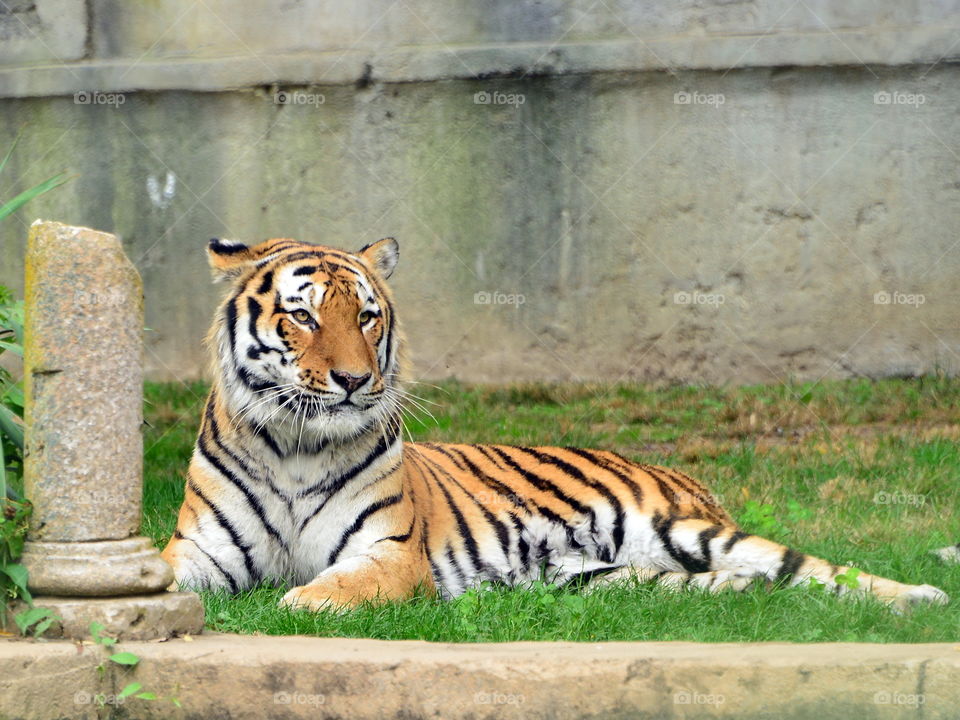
[
  {"left": 934, "top": 543, "right": 960, "bottom": 564},
  {"left": 676, "top": 517, "right": 948, "bottom": 609},
  {"left": 160, "top": 482, "right": 257, "bottom": 593},
  {"left": 584, "top": 566, "right": 757, "bottom": 593},
  {"left": 279, "top": 543, "right": 435, "bottom": 612},
  {"left": 604, "top": 516, "right": 949, "bottom": 610},
  {"left": 162, "top": 531, "right": 237, "bottom": 592}
]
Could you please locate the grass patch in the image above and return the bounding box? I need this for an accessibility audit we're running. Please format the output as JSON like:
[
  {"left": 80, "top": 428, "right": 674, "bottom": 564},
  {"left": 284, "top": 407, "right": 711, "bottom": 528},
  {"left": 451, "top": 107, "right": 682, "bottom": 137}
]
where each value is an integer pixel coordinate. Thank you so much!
[{"left": 143, "top": 377, "right": 960, "bottom": 642}]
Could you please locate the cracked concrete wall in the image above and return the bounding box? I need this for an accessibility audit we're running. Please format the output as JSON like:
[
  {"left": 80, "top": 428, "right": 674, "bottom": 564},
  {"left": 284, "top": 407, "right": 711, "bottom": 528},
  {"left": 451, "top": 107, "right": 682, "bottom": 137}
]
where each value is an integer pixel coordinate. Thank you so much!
[{"left": 0, "top": 2, "right": 958, "bottom": 384}]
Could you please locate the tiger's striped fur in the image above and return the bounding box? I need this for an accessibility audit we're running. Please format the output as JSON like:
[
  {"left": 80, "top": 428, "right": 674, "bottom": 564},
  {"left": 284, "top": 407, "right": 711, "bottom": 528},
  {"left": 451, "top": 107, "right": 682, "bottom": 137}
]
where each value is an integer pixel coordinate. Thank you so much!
[
  {"left": 161, "top": 237, "right": 950, "bottom": 612},
  {"left": 935, "top": 543, "right": 960, "bottom": 564}
]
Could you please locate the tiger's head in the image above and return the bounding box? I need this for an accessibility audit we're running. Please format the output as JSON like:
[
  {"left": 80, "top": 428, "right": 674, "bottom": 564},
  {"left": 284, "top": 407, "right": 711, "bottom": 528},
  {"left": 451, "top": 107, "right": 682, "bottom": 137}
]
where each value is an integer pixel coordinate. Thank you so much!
[{"left": 207, "top": 236, "right": 402, "bottom": 443}]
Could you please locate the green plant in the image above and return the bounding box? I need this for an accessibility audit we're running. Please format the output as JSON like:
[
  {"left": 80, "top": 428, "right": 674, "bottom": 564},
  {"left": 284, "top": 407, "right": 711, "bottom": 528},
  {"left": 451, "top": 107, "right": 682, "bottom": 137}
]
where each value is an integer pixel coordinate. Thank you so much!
[
  {"left": 0, "top": 288, "right": 31, "bottom": 620},
  {"left": 0, "top": 286, "right": 29, "bottom": 622},
  {"left": 834, "top": 567, "right": 862, "bottom": 590},
  {"left": 737, "top": 499, "right": 813, "bottom": 542},
  {"left": 738, "top": 500, "right": 784, "bottom": 538},
  {"left": 0, "top": 286, "right": 24, "bottom": 492},
  {"left": 0, "top": 288, "right": 59, "bottom": 635},
  {"left": 90, "top": 622, "right": 180, "bottom": 707},
  {"left": 13, "top": 605, "right": 58, "bottom": 636}
]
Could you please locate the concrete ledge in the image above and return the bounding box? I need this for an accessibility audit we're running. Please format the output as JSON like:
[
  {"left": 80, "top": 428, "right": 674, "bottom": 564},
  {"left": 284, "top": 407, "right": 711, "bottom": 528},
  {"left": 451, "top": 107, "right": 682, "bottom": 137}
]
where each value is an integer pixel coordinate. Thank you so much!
[
  {"left": 2, "top": 634, "right": 959, "bottom": 719},
  {"left": 1, "top": 25, "right": 959, "bottom": 98},
  {"left": 7, "top": 592, "right": 204, "bottom": 642}
]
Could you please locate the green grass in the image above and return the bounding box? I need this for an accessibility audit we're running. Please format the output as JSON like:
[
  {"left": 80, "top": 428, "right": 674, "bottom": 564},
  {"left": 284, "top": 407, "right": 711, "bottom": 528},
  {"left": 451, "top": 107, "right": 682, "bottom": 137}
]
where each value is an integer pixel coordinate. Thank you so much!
[{"left": 142, "top": 377, "right": 960, "bottom": 643}]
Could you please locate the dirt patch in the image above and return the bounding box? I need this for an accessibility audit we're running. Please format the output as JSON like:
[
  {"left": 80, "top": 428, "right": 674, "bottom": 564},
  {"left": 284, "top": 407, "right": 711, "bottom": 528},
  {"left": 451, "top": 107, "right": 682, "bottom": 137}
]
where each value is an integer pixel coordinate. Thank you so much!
[{"left": 619, "top": 422, "right": 960, "bottom": 460}]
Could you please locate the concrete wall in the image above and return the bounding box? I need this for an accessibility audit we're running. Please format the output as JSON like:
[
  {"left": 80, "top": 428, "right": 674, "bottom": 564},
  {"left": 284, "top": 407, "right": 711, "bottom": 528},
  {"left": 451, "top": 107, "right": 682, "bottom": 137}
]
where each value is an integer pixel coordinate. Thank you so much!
[
  {"left": 1, "top": 1, "right": 959, "bottom": 383},
  {"left": 4, "top": 635, "right": 960, "bottom": 720}
]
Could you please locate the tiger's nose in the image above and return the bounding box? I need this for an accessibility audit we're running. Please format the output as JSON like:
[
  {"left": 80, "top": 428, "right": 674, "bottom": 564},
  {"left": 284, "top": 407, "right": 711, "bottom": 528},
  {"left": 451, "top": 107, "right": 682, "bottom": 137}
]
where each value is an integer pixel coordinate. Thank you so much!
[{"left": 329, "top": 370, "right": 371, "bottom": 395}]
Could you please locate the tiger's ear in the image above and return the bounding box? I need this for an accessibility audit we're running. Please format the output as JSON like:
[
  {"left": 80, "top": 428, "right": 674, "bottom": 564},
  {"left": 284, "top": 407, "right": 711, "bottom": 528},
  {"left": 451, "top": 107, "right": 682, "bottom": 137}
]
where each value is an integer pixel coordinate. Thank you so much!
[
  {"left": 358, "top": 237, "right": 399, "bottom": 279},
  {"left": 208, "top": 238, "right": 294, "bottom": 281},
  {"left": 207, "top": 238, "right": 256, "bottom": 281}
]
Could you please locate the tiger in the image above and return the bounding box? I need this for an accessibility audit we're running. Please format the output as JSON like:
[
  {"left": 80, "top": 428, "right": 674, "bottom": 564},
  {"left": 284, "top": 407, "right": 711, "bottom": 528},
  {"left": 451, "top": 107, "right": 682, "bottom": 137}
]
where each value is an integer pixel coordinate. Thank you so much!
[
  {"left": 936, "top": 544, "right": 960, "bottom": 564},
  {"left": 161, "top": 236, "right": 950, "bottom": 613}
]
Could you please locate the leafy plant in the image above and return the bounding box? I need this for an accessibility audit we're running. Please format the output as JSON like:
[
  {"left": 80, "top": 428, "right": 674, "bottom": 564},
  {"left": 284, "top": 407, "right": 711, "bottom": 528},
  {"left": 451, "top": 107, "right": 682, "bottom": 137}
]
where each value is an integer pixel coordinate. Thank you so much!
[
  {"left": 1, "top": 289, "right": 59, "bottom": 635},
  {"left": 834, "top": 567, "right": 862, "bottom": 590},
  {"left": 0, "top": 287, "right": 29, "bottom": 624},
  {"left": 0, "top": 286, "right": 30, "bottom": 621},
  {"left": 0, "top": 286, "right": 24, "bottom": 492},
  {"left": 13, "top": 605, "right": 58, "bottom": 637},
  {"left": 90, "top": 622, "right": 179, "bottom": 707},
  {"left": 738, "top": 500, "right": 783, "bottom": 538},
  {"left": 738, "top": 499, "right": 812, "bottom": 543}
]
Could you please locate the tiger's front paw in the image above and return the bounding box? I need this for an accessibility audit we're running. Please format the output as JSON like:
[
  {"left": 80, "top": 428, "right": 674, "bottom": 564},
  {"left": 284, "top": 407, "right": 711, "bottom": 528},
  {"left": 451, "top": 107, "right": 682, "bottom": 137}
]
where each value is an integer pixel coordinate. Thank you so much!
[{"left": 279, "top": 583, "right": 355, "bottom": 613}]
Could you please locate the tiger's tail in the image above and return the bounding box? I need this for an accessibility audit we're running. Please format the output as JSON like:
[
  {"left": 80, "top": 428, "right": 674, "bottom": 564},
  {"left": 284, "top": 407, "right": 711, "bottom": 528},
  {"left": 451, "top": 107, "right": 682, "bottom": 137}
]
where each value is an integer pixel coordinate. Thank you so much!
[
  {"left": 934, "top": 543, "right": 960, "bottom": 564},
  {"left": 599, "top": 516, "right": 950, "bottom": 611}
]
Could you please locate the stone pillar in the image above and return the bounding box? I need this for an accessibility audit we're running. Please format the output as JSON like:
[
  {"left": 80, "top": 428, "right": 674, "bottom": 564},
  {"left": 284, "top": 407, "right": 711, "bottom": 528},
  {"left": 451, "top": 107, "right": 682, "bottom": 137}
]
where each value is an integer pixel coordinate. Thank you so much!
[{"left": 16, "top": 220, "right": 203, "bottom": 640}]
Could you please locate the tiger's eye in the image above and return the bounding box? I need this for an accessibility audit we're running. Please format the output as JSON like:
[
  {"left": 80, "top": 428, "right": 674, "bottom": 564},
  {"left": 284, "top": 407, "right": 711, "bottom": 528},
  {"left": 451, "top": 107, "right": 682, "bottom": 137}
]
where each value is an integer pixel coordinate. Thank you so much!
[
  {"left": 358, "top": 311, "right": 374, "bottom": 325},
  {"left": 291, "top": 309, "right": 311, "bottom": 324}
]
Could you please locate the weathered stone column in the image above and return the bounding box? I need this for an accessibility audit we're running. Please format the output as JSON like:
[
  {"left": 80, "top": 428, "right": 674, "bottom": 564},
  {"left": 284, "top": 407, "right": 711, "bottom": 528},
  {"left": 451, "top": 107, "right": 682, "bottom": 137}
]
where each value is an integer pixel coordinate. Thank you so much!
[{"left": 16, "top": 220, "right": 203, "bottom": 640}]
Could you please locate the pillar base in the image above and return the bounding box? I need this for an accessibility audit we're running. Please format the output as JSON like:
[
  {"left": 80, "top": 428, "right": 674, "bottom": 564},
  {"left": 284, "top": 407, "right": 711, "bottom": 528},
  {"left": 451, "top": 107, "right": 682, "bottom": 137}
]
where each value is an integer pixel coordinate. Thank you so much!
[
  {"left": 20, "top": 537, "right": 174, "bottom": 596},
  {"left": 8, "top": 592, "right": 205, "bottom": 641}
]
